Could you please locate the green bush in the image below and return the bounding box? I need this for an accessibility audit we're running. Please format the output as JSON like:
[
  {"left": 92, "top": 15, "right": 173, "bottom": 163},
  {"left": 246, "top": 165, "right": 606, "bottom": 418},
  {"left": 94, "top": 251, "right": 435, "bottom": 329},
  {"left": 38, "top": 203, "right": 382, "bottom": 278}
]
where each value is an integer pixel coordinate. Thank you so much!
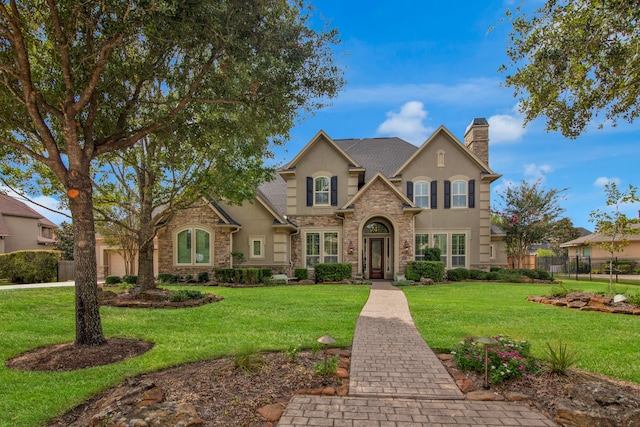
[
  {"left": 122, "top": 275, "right": 137, "bottom": 284},
  {"left": 169, "top": 289, "right": 205, "bottom": 302},
  {"left": 105, "top": 275, "right": 121, "bottom": 285},
  {"left": 446, "top": 268, "right": 470, "bottom": 282},
  {"left": 406, "top": 261, "right": 445, "bottom": 282},
  {"left": 294, "top": 268, "right": 308, "bottom": 280},
  {"left": 423, "top": 247, "right": 442, "bottom": 262},
  {"left": 314, "top": 263, "right": 352, "bottom": 283},
  {"left": 197, "top": 272, "right": 209, "bottom": 283},
  {"left": 157, "top": 273, "right": 178, "bottom": 284},
  {"left": 468, "top": 269, "right": 488, "bottom": 280},
  {"left": 0, "top": 250, "right": 60, "bottom": 284},
  {"left": 212, "top": 268, "right": 271, "bottom": 284}
]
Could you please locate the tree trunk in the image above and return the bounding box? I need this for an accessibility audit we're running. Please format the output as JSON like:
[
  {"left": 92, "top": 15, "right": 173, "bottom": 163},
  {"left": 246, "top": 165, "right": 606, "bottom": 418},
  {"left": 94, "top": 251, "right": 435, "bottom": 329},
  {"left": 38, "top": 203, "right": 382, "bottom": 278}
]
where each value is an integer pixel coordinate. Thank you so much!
[
  {"left": 70, "top": 174, "right": 106, "bottom": 346},
  {"left": 137, "top": 186, "right": 156, "bottom": 291}
]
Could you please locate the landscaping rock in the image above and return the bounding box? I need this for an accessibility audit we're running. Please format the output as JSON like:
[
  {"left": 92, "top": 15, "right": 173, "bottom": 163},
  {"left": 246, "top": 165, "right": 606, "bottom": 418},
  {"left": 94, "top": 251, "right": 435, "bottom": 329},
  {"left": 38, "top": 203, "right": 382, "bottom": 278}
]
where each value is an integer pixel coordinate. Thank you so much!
[
  {"left": 466, "top": 390, "right": 505, "bottom": 401},
  {"left": 257, "top": 403, "right": 284, "bottom": 422}
]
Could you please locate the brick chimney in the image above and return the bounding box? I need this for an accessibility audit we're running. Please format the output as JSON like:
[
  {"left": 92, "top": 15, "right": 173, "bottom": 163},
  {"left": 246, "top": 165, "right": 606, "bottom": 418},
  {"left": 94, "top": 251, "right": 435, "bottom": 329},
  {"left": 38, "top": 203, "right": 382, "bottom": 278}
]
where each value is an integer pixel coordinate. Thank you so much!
[{"left": 464, "top": 118, "right": 489, "bottom": 166}]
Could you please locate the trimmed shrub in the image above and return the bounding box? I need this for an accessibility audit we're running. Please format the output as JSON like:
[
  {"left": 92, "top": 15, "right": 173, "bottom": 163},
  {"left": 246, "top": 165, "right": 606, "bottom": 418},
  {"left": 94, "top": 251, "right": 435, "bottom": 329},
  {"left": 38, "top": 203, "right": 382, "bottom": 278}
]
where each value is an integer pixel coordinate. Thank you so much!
[
  {"left": 446, "top": 268, "right": 470, "bottom": 282},
  {"left": 105, "top": 275, "right": 122, "bottom": 285},
  {"left": 294, "top": 268, "right": 308, "bottom": 280},
  {"left": 314, "top": 263, "right": 352, "bottom": 283},
  {"left": 122, "top": 275, "right": 137, "bottom": 284},
  {"left": 197, "top": 272, "right": 209, "bottom": 283},
  {"left": 406, "top": 261, "right": 445, "bottom": 282},
  {"left": 0, "top": 250, "right": 60, "bottom": 284},
  {"left": 468, "top": 269, "right": 488, "bottom": 280},
  {"left": 212, "top": 268, "right": 270, "bottom": 284},
  {"left": 423, "top": 247, "right": 442, "bottom": 262}
]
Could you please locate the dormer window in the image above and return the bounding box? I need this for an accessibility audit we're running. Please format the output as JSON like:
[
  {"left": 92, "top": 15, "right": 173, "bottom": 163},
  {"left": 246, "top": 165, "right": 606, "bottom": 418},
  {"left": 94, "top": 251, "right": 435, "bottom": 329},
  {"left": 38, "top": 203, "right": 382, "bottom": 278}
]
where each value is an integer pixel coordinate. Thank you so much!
[{"left": 314, "top": 176, "right": 330, "bottom": 205}]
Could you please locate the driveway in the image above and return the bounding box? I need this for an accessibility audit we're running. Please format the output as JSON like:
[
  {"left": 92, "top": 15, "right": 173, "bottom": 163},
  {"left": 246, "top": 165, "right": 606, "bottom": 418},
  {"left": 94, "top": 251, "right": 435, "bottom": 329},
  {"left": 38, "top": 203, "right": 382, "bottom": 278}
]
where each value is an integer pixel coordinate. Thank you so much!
[{"left": 0, "top": 281, "right": 75, "bottom": 290}]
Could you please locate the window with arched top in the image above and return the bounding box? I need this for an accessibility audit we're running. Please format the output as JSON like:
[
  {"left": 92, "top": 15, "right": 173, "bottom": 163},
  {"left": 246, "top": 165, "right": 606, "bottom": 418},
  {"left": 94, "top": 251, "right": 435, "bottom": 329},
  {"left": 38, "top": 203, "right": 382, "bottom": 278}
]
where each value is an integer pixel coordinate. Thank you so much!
[
  {"left": 364, "top": 222, "right": 389, "bottom": 234},
  {"left": 314, "top": 176, "right": 330, "bottom": 205},
  {"left": 414, "top": 181, "right": 429, "bottom": 208},
  {"left": 176, "top": 227, "right": 212, "bottom": 265},
  {"left": 452, "top": 180, "right": 467, "bottom": 208}
]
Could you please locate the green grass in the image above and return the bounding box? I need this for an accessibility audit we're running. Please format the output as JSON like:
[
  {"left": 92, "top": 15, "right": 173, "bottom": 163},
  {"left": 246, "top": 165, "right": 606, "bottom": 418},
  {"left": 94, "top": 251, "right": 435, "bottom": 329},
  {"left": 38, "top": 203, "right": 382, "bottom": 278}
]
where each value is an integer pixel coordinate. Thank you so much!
[
  {"left": 403, "top": 280, "right": 640, "bottom": 384},
  {"left": 0, "top": 285, "right": 369, "bottom": 427}
]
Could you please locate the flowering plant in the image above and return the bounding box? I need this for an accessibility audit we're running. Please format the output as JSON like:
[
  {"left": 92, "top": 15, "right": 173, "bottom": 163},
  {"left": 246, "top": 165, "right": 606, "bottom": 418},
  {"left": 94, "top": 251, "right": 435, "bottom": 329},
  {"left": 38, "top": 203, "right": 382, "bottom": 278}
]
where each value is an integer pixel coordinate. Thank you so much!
[{"left": 451, "top": 334, "right": 537, "bottom": 384}]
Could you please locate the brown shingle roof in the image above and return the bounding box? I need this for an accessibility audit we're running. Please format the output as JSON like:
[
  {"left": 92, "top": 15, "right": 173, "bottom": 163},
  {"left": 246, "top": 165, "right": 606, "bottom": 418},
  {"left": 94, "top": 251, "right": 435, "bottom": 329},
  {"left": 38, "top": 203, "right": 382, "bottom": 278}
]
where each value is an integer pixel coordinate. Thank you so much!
[
  {"left": 335, "top": 137, "right": 418, "bottom": 180},
  {"left": 0, "top": 193, "right": 58, "bottom": 226}
]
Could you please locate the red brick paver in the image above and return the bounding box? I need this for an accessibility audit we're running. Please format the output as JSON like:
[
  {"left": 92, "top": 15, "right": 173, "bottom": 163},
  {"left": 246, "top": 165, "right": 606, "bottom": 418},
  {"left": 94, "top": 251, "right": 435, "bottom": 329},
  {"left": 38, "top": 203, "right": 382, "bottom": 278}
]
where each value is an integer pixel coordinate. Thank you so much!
[{"left": 278, "top": 282, "right": 557, "bottom": 427}]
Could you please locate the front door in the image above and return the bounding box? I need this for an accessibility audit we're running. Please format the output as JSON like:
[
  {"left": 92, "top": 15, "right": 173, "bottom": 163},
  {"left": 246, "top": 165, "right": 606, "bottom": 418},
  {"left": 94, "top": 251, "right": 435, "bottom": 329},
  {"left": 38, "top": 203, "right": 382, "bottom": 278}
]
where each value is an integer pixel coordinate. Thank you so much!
[{"left": 369, "top": 238, "right": 384, "bottom": 279}]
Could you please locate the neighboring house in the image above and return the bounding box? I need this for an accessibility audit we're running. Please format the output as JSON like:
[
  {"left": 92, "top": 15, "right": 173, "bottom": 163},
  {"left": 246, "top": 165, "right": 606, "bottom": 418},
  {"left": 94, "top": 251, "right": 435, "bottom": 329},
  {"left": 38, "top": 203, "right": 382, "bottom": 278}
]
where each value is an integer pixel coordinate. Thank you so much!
[
  {"left": 156, "top": 118, "right": 505, "bottom": 280},
  {"left": 561, "top": 223, "right": 640, "bottom": 260},
  {"left": 0, "top": 193, "right": 57, "bottom": 254},
  {"left": 95, "top": 234, "right": 160, "bottom": 280}
]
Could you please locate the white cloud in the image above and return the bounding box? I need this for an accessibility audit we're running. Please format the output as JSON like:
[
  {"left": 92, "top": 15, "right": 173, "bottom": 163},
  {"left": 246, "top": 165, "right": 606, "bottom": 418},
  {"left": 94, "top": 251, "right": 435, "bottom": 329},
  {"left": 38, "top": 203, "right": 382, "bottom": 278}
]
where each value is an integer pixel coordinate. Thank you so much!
[
  {"left": 376, "top": 101, "right": 434, "bottom": 144},
  {"left": 488, "top": 113, "right": 526, "bottom": 143},
  {"left": 523, "top": 163, "right": 552, "bottom": 181},
  {"left": 594, "top": 176, "right": 620, "bottom": 187}
]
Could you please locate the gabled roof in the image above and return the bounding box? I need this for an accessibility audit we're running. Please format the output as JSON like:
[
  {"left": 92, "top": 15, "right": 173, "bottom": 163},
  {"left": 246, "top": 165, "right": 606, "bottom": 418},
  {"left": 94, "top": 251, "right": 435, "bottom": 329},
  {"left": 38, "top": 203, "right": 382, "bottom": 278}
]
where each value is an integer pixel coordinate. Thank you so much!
[
  {"left": 280, "top": 130, "right": 362, "bottom": 172},
  {"left": 394, "top": 125, "right": 498, "bottom": 178},
  {"left": 0, "top": 193, "right": 58, "bottom": 228},
  {"left": 338, "top": 172, "right": 420, "bottom": 214}
]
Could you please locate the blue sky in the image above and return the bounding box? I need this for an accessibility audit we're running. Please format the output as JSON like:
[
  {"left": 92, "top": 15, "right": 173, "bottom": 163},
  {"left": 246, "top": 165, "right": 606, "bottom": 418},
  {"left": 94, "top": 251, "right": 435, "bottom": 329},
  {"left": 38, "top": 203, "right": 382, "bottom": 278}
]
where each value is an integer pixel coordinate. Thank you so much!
[
  {"left": 12, "top": 0, "right": 640, "bottom": 230},
  {"left": 278, "top": 0, "right": 640, "bottom": 230}
]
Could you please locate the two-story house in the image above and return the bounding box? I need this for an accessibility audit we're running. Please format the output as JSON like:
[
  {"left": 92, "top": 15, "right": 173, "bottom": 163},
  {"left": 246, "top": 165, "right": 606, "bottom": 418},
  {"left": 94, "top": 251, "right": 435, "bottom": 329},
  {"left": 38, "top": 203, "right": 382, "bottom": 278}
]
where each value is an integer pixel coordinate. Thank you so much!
[
  {"left": 0, "top": 193, "right": 58, "bottom": 254},
  {"left": 156, "top": 118, "right": 504, "bottom": 280}
]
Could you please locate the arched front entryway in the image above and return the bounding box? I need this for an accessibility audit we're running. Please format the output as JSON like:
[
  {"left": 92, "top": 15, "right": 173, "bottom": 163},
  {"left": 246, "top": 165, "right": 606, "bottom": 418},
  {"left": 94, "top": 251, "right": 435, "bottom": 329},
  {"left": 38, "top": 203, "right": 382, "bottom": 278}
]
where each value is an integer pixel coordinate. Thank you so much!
[{"left": 362, "top": 218, "right": 395, "bottom": 280}]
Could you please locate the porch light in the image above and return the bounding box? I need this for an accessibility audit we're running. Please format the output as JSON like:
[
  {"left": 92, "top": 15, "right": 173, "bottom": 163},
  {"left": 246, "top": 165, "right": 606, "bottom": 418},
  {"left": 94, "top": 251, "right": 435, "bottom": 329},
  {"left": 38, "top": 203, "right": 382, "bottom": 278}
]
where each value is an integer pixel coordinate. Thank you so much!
[
  {"left": 403, "top": 240, "right": 410, "bottom": 252},
  {"left": 475, "top": 336, "right": 498, "bottom": 389},
  {"left": 317, "top": 334, "right": 336, "bottom": 384},
  {"left": 348, "top": 241, "right": 354, "bottom": 254}
]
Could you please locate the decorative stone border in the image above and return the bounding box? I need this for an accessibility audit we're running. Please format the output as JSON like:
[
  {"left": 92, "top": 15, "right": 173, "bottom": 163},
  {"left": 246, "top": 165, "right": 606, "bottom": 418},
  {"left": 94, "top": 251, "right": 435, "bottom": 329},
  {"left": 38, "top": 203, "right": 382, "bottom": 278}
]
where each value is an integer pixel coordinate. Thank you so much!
[
  {"left": 528, "top": 292, "right": 640, "bottom": 315},
  {"left": 99, "top": 289, "right": 223, "bottom": 308}
]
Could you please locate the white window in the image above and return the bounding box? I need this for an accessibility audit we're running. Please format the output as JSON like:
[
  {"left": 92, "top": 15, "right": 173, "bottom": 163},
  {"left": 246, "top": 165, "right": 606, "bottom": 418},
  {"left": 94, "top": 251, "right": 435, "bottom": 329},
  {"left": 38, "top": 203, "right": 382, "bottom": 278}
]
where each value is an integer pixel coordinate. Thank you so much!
[
  {"left": 415, "top": 233, "right": 429, "bottom": 260},
  {"left": 433, "top": 234, "right": 447, "bottom": 266},
  {"left": 305, "top": 231, "right": 339, "bottom": 267},
  {"left": 176, "top": 227, "right": 211, "bottom": 265},
  {"left": 414, "top": 181, "right": 429, "bottom": 208},
  {"left": 452, "top": 180, "right": 467, "bottom": 208},
  {"left": 314, "top": 177, "right": 330, "bottom": 205},
  {"left": 451, "top": 233, "right": 466, "bottom": 268},
  {"left": 250, "top": 236, "right": 265, "bottom": 259}
]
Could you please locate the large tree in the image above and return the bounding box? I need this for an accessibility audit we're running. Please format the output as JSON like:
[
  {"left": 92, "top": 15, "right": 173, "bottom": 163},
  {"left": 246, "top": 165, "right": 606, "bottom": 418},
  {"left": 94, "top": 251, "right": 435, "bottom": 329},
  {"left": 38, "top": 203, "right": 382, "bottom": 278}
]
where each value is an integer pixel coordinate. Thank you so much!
[
  {"left": 589, "top": 182, "right": 640, "bottom": 292},
  {"left": 502, "top": 0, "right": 640, "bottom": 138},
  {"left": 492, "top": 180, "right": 567, "bottom": 268},
  {"left": 0, "top": 0, "right": 343, "bottom": 345},
  {"left": 93, "top": 115, "right": 275, "bottom": 291}
]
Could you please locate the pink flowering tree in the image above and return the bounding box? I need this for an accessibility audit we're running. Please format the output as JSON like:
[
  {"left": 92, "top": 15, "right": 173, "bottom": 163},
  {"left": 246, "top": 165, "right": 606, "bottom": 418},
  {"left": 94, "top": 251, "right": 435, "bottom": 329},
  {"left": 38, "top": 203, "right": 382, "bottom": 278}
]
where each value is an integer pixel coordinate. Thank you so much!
[{"left": 492, "top": 180, "right": 566, "bottom": 268}]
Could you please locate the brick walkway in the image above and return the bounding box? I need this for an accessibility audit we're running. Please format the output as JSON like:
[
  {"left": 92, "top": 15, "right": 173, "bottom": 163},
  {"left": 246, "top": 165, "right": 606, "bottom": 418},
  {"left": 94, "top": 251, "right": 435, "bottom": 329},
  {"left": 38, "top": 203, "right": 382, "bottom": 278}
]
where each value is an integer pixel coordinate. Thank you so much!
[{"left": 278, "top": 281, "right": 557, "bottom": 426}]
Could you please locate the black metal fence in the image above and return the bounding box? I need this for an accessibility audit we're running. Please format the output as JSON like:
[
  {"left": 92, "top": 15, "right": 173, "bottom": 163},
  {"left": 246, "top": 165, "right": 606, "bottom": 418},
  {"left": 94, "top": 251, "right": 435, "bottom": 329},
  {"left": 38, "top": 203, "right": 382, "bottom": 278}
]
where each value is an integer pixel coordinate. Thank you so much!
[{"left": 536, "top": 255, "right": 640, "bottom": 282}]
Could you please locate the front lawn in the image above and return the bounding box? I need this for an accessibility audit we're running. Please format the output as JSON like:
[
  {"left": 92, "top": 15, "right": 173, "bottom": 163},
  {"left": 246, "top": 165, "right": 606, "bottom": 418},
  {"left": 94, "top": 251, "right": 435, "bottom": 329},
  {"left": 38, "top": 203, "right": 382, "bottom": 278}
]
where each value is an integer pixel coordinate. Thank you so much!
[
  {"left": 0, "top": 285, "right": 369, "bottom": 427},
  {"left": 404, "top": 280, "right": 640, "bottom": 384}
]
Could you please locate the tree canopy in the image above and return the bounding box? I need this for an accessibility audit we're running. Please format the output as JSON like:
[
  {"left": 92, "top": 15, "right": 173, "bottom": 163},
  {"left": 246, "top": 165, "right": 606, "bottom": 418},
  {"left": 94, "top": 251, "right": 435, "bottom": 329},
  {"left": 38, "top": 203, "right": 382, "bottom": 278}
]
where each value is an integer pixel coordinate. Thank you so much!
[
  {"left": 0, "top": 0, "right": 344, "bottom": 345},
  {"left": 492, "top": 180, "right": 567, "bottom": 268},
  {"left": 502, "top": 0, "right": 640, "bottom": 138}
]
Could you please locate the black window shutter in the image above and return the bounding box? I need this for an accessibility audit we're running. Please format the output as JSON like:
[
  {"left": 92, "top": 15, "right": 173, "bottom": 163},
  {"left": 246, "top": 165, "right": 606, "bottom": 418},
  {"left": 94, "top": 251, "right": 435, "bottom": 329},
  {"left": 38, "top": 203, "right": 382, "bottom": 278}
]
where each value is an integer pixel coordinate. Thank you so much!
[
  {"left": 406, "top": 181, "right": 413, "bottom": 202},
  {"left": 468, "top": 179, "right": 475, "bottom": 208},
  {"left": 331, "top": 176, "right": 338, "bottom": 206},
  {"left": 306, "top": 177, "right": 313, "bottom": 206},
  {"left": 431, "top": 180, "right": 437, "bottom": 209},
  {"left": 444, "top": 180, "right": 451, "bottom": 209}
]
